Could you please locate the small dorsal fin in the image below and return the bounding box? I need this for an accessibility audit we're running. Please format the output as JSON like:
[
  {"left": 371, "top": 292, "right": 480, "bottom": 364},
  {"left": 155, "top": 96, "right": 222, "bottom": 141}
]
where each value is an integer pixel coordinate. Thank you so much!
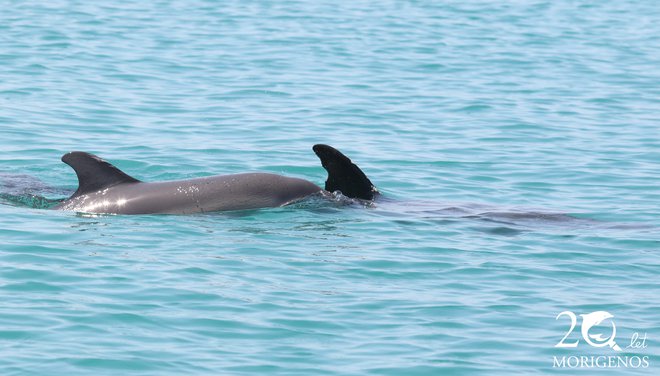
[
  {"left": 61, "top": 151, "right": 140, "bottom": 197},
  {"left": 312, "top": 144, "right": 378, "bottom": 200}
]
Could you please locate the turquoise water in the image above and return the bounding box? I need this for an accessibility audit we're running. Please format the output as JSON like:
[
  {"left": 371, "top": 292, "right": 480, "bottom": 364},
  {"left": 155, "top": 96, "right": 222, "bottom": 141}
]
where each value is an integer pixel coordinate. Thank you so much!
[{"left": 1, "top": 1, "right": 659, "bottom": 374}]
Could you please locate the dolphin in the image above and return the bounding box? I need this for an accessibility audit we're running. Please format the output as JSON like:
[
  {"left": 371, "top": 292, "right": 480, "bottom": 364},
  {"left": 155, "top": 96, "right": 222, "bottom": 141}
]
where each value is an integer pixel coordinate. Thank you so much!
[{"left": 53, "top": 144, "right": 378, "bottom": 214}]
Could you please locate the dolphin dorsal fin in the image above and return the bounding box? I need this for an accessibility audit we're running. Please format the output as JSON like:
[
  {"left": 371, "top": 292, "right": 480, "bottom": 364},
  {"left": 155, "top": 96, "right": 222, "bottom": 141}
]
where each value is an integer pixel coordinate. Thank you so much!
[
  {"left": 312, "top": 144, "right": 378, "bottom": 200},
  {"left": 61, "top": 151, "right": 140, "bottom": 197}
]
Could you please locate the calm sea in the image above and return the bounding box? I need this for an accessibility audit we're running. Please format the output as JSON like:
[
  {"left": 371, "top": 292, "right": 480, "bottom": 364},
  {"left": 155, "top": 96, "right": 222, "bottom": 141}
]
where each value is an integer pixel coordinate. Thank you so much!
[{"left": 1, "top": 1, "right": 658, "bottom": 375}]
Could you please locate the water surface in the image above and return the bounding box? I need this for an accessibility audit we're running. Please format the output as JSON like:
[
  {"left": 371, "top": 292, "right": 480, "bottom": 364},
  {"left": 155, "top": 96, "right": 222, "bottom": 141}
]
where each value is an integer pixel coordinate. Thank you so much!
[{"left": 1, "top": 1, "right": 659, "bottom": 374}]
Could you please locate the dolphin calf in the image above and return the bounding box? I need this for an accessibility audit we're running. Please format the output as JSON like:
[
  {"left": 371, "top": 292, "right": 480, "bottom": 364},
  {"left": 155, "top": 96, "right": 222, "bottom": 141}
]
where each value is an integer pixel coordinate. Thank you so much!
[{"left": 53, "top": 144, "right": 378, "bottom": 214}]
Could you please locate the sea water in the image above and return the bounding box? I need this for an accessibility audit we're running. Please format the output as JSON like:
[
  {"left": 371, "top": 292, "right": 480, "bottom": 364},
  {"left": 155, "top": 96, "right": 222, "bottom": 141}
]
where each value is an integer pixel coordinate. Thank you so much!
[{"left": 1, "top": 1, "right": 659, "bottom": 375}]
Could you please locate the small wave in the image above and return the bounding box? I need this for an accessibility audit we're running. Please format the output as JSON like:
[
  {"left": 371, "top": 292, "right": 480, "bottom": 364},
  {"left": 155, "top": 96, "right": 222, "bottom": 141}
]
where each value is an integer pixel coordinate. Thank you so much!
[
  {"left": 322, "top": 190, "right": 377, "bottom": 208},
  {"left": 0, "top": 193, "right": 63, "bottom": 210},
  {"left": 0, "top": 173, "right": 68, "bottom": 209}
]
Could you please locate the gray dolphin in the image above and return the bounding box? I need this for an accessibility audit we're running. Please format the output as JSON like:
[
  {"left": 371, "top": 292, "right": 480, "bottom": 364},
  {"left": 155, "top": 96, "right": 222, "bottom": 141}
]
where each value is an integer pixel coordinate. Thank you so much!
[{"left": 53, "top": 144, "right": 378, "bottom": 214}]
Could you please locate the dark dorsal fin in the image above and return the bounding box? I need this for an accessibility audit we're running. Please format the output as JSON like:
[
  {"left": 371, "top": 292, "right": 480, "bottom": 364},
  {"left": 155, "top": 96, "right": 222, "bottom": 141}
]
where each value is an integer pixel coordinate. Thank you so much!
[
  {"left": 61, "top": 151, "right": 140, "bottom": 197},
  {"left": 312, "top": 144, "right": 378, "bottom": 200}
]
